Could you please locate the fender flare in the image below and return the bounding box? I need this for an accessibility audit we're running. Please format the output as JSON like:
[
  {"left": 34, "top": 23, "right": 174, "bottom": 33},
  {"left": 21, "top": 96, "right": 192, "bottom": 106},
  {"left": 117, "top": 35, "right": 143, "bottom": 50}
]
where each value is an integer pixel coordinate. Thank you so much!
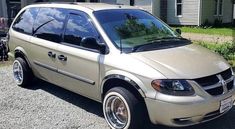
[
  {"left": 101, "top": 70, "right": 148, "bottom": 98},
  {"left": 14, "top": 47, "right": 31, "bottom": 68}
]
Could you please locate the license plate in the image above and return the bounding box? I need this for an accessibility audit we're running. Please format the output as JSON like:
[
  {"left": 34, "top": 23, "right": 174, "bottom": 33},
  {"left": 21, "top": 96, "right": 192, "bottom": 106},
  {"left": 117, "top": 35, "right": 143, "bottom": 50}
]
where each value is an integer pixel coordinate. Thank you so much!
[{"left": 220, "top": 97, "right": 233, "bottom": 113}]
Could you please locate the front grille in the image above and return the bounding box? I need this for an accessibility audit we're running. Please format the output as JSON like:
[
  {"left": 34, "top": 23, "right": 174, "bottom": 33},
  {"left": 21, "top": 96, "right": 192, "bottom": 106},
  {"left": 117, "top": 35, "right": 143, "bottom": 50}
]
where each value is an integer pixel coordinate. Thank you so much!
[
  {"left": 194, "top": 68, "right": 234, "bottom": 96},
  {"left": 227, "top": 81, "right": 234, "bottom": 91},
  {"left": 206, "top": 86, "right": 224, "bottom": 96},
  {"left": 194, "top": 75, "right": 219, "bottom": 87},
  {"left": 220, "top": 69, "right": 232, "bottom": 80}
]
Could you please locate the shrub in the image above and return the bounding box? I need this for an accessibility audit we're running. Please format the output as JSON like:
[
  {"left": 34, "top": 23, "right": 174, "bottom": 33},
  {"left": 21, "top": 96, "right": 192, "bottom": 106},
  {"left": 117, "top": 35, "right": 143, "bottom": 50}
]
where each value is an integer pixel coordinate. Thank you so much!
[
  {"left": 213, "top": 18, "right": 223, "bottom": 27},
  {"left": 196, "top": 42, "right": 235, "bottom": 67},
  {"left": 202, "top": 19, "right": 212, "bottom": 28}
]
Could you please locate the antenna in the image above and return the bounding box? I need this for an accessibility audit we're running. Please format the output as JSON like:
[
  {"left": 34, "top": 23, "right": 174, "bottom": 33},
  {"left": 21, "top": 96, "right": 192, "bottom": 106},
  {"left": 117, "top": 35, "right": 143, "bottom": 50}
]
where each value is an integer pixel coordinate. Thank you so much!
[{"left": 120, "top": 37, "right": 123, "bottom": 54}]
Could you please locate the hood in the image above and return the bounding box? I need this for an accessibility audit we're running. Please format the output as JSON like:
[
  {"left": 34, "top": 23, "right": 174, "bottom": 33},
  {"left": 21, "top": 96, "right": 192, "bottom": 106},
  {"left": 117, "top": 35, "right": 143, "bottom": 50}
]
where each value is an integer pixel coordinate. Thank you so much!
[{"left": 131, "top": 44, "right": 230, "bottom": 79}]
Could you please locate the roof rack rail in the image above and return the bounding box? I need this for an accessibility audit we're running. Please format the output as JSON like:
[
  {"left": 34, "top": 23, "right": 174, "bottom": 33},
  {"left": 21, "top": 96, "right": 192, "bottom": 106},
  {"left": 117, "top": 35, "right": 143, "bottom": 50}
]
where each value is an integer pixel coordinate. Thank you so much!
[{"left": 31, "top": 2, "right": 78, "bottom": 5}]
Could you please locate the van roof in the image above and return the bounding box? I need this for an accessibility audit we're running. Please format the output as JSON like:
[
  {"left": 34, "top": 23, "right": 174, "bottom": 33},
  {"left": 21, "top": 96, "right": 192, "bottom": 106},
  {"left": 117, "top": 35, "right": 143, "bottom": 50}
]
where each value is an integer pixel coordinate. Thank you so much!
[{"left": 29, "top": 2, "right": 138, "bottom": 11}]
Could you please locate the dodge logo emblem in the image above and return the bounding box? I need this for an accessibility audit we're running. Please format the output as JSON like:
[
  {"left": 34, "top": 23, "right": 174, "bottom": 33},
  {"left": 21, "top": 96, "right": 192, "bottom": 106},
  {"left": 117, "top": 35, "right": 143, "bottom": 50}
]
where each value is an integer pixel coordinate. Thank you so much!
[{"left": 217, "top": 75, "right": 228, "bottom": 93}]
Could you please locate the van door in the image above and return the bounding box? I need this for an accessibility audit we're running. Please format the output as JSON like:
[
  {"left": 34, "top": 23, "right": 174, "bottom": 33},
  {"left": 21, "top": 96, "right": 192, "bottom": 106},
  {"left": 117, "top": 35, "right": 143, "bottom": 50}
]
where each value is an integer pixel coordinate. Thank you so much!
[
  {"left": 30, "top": 8, "right": 67, "bottom": 83},
  {"left": 56, "top": 12, "right": 101, "bottom": 100}
]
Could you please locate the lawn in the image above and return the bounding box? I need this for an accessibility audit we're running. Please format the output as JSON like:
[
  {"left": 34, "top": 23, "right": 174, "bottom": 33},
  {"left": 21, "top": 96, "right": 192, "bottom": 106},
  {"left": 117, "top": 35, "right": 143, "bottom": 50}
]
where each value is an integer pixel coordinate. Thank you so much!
[
  {"left": 172, "top": 27, "right": 235, "bottom": 37},
  {"left": 194, "top": 41, "right": 235, "bottom": 67}
]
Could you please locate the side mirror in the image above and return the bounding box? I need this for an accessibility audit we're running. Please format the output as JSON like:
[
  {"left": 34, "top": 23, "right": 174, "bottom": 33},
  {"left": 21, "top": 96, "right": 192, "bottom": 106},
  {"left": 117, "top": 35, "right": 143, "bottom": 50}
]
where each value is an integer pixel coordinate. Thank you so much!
[
  {"left": 175, "top": 29, "right": 181, "bottom": 35},
  {"left": 80, "top": 37, "right": 107, "bottom": 54}
]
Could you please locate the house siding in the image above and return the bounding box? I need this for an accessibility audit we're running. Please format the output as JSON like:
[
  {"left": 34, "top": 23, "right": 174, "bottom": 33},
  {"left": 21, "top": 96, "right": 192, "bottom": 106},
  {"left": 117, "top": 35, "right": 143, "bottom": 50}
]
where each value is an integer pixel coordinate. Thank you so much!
[
  {"left": 222, "top": 0, "right": 233, "bottom": 23},
  {"left": 152, "top": 0, "right": 160, "bottom": 17},
  {"left": 0, "top": 1, "right": 3, "bottom": 17},
  {"left": 167, "top": 0, "right": 199, "bottom": 25},
  {"left": 100, "top": 0, "right": 153, "bottom": 14},
  {"left": 134, "top": 0, "right": 152, "bottom": 13},
  {"left": 234, "top": 4, "right": 235, "bottom": 19},
  {"left": 100, "top": 0, "right": 126, "bottom": 5},
  {"left": 0, "top": 0, "right": 7, "bottom": 18},
  {"left": 201, "top": 0, "right": 233, "bottom": 25}
]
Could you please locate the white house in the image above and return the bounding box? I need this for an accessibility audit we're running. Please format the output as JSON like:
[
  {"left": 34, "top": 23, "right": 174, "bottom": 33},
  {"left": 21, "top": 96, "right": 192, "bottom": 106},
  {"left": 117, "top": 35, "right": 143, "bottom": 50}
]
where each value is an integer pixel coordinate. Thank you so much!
[
  {"left": 99, "top": 0, "right": 235, "bottom": 26},
  {"left": 0, "top": 0, "right": 234, "bottom": 26}
]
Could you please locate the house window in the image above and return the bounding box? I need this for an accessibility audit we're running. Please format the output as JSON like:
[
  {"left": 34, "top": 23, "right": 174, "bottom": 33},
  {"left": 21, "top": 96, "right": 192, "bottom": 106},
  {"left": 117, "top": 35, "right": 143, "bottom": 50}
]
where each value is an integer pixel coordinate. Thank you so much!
[
  {"left": 176, "top": 0, "right": 183, "bottom": 16},
  {"left": 214, "top": 0, "right": 223, "bottom": 16},
  {"left": 130, "top": 0, "right": 134, "bottom": 6}
]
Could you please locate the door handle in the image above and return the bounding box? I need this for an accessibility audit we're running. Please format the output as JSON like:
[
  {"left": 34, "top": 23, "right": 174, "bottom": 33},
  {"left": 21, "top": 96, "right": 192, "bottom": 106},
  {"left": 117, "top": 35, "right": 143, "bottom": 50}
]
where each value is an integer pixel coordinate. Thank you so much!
[
  {"left": 58, "top": 55, "right": 67, "bottom": 61},
  {"left": 48, "top": 51, "right": 56, "bottom": 58}
]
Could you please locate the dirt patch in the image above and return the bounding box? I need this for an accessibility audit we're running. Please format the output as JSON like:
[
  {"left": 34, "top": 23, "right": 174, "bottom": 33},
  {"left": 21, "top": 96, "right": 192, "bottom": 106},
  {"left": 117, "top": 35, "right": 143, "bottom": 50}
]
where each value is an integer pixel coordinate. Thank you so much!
[{"left": 182, "top": 33, "right": 233, "bottom": 43}]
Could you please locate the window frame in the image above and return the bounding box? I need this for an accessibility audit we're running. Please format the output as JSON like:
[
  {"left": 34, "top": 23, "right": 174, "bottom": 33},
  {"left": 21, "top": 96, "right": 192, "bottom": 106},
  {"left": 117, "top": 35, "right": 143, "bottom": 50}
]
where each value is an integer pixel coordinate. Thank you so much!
[
  {"left": 214, "top": 0, "right": 223, "bottom": 16},
  {"left": 12, "top": 8, "right": 39, "bottom": 35},
  {"left": 175, "top": 0, "right": 183, "bottom": 17},
  {"left": 61, "top": 10, "right": 105, "bottom": 53},
  {"left": 32, "top": 7, "right": 69, "bottom": 43}
]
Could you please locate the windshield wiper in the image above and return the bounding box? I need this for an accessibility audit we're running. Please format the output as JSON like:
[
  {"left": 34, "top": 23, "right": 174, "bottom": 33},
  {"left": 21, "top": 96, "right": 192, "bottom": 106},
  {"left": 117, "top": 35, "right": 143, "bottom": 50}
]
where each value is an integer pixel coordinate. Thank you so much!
[
  {"left": 132, "top": 37, "right": 189, "bottom": 52},
  {"left": 162, "top": 37, "right": 187, "bottom": 40},
  {"left": 147, "top": 37, "right": 186, "bottom": 42},
  {"left": 132, "top": 40, "right": 162, "bottom": 52}
]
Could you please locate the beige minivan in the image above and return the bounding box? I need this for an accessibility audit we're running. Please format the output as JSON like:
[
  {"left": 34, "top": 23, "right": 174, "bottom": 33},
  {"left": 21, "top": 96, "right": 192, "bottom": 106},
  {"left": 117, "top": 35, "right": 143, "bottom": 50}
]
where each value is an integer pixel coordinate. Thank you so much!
[{"left": 8, "top": 3, "right": 235, "bottom": 129}]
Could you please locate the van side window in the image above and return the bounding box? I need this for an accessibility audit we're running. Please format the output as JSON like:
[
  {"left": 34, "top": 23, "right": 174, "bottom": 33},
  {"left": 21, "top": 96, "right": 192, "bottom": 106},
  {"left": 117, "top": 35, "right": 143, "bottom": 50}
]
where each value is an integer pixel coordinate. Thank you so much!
[
  {"left": 12, "top": 8, "right": 39, "bottom": 35},
  {"left": 63, "top": 13, "right": 98, "bottom": 47},
  {"left": 33, "top": 8, "right": 67, "bottom": 43}
]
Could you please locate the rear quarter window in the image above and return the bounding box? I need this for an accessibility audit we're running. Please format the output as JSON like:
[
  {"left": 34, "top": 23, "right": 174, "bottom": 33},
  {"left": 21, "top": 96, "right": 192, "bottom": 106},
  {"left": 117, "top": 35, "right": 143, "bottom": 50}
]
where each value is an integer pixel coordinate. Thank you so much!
[{"left": 12, "top": 8, "right": 39, "bottom": 35}]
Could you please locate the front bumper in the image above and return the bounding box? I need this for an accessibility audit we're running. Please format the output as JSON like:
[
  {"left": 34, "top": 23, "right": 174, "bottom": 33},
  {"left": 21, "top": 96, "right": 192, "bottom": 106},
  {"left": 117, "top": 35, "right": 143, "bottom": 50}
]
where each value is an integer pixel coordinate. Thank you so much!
[{"left": 145, "top": 89, "right": 235, "bottom": 127}]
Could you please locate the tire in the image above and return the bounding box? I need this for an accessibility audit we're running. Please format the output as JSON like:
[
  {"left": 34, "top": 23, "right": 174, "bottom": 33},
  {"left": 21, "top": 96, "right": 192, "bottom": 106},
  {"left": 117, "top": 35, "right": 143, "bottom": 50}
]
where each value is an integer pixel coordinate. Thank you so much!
[
  {"left": 103, "top": 87, "right": 144, "bottom": 129},
  {"left": 13, "top": 57, "right": 34, "bottom": 87}
]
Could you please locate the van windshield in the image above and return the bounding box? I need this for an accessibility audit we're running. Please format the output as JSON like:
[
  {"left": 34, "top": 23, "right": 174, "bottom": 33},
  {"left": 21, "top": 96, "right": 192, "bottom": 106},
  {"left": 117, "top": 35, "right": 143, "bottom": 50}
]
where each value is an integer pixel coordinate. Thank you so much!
[{"left": 94, "top": 9, "right": 189, "bottom": 53}]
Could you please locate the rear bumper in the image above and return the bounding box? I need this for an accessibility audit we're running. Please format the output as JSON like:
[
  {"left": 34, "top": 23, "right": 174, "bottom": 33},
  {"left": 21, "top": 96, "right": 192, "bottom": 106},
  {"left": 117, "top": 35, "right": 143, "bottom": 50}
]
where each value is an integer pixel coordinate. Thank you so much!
[{"left": 145, "top": 89, "right": 235, "bottom": 127}]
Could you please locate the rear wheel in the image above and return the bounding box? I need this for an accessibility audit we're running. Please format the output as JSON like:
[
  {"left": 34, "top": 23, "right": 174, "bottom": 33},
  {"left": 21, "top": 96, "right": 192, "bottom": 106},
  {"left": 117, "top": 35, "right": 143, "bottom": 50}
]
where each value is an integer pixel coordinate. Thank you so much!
[
  {"left": 103, "top": 87, "right": 144, "bottom": 129},
  {"left": 13, "top": 57, "right": 33, "bottom": 87}
]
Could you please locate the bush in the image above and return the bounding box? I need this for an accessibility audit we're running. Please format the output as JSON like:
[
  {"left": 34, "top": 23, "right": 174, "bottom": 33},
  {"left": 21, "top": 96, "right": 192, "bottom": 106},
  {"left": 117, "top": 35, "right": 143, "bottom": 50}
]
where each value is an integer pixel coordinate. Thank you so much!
[
  {"left": 196, "top": 42, "right": 235, "bottom": 67},
  {"left": 202, "top": 19, "right": 212, "bottom": 28},
  {"left": 213, "top": 18, "right": 223, "bottom": 27}
]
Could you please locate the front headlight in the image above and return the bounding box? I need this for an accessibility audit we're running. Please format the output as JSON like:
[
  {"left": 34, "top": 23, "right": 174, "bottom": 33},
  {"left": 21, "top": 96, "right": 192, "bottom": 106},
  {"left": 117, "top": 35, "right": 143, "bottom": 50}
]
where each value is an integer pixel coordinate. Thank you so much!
[{"left": 151, "top": 80, "right": 195, "bottom": 96}]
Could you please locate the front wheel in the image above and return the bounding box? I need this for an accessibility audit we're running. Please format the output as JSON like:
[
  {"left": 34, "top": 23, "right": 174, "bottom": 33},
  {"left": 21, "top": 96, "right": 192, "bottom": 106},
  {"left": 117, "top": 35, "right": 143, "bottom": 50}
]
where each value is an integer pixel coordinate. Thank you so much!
[{"left": 103, "top": 87, "right": 144, "bottom": 129}]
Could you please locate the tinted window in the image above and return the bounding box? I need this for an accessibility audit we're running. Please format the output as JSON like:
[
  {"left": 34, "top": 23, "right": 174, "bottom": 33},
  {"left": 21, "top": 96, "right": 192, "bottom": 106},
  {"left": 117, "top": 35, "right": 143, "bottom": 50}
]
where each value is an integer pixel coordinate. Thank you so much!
[
  {"left": 33, "top": 8, "right": 67, "bottom": 43},
  {"left": 64, "top": 13, "right": 98, "bottom": 46},
  {"left": 94, "top": 10, "right": 179, "bottom": 50},
  {"left": 13, "top": 8, "right": 39, "bottom": 35}
]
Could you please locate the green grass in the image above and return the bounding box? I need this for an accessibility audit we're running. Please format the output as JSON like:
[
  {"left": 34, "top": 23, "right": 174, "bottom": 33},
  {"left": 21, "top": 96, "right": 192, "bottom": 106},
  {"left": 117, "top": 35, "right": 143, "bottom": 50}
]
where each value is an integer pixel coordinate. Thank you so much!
[
  {"left": 194, "top": 41, "right": 235, "bottom": 67},
  {"left": 172, "top": 27, "right": 235, "bottom": 37}
]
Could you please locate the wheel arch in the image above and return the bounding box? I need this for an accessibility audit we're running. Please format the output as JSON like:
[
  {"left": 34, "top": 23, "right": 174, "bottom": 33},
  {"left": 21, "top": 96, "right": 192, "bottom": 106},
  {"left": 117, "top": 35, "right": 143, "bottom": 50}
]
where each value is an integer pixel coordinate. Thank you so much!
[
  {"left": 101, "top": 72, "right": 151, "bottom": 125},
  {"left": 14, "top": 47, "right": 31, "bottom": 68},
  {"left": 101, "top": 71, "right": 147, "bottom": 101}
]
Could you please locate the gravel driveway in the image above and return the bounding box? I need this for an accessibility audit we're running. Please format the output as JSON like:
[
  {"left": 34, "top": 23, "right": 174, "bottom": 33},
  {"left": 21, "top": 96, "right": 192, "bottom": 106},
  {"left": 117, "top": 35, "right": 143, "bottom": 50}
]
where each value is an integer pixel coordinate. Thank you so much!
[{"left": 0, "top": 65, "right": 235, "bottom": 129}]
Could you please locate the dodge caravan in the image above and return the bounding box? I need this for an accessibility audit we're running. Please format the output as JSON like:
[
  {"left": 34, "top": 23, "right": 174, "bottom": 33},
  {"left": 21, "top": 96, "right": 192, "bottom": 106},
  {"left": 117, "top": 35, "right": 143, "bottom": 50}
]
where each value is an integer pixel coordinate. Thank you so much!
[{"left": 8, "top": 3, "right": 235, "bottom": 129}]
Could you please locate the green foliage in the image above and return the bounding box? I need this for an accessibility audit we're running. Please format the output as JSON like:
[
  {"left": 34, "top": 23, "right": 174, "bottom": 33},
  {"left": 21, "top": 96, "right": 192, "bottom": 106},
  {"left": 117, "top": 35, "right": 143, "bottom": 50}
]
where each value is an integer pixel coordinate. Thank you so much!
[
  {"left": 115, "top": 18, "right": 171, "bottom": 39},
  {"left": 172, "top": 26, "right": 235, "bottom": 36},
  {"left": 213, "top": 18, "right": 223, "bottom": 27},
  {"left": 196, "top": 41, "right": 235, "bottom": 66},
  {"left": 202, "top": 19, "right": 212, "bottom": 27}
]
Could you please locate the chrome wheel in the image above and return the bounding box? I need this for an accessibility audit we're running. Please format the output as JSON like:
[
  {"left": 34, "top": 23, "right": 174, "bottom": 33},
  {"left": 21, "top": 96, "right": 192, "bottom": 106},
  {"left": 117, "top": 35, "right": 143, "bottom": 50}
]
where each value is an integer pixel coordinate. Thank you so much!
[
  {"left": 13, "top": 60, "right": 24, "bottom": 85},
  {"left": 104, "top": 95, "right": 129, "bottom": 129}
]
